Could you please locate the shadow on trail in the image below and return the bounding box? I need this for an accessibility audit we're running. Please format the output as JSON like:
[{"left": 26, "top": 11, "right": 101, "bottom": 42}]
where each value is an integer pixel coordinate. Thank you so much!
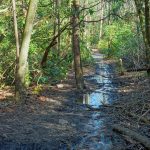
[{"left": 0, "top": 52, "right": 127, "bottom": 150}]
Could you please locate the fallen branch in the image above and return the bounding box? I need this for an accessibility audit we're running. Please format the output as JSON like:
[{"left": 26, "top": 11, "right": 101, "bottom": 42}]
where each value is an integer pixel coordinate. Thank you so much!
[
  {"left": 127, "top": 68, "right": 150, "bottom": 72},
  {"left": 113, "top": 124, "right": 150, "bottom": 150},
  {"left": 138, "top": 108, "right": 150, "bottom": 124},
  {"left": 124, "top": 110, "right": 150, "bottom": 124}
]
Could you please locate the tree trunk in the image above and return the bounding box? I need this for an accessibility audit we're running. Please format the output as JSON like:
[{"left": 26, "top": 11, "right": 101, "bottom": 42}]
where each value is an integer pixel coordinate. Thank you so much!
[
  {"left": 72, "top": 0, "right": 84, "bottom": 90},
  {"left": 12, "top": 0, "right": 20, "bottom": 100},
  {"left": 144, "top": 0, "right": 150, "bottom": 73},
  {"left": 53, "top": 0, "right": 61, "bottom": 55},
  {"left": 56, "top": 0, "right": 60, "bottom": 54},
  {"left": 12, "top": 0, "right": 20, "bottom": 58},
  {"left": 15, "top": 0, "right": 38, "bottom": 102},
  {"left": 134, "top": 0, "right": 150, "bottom": 74},
  {"left": 145, "top": 0, "right": 150, "bottom": 46},
  {"left": 99, "top": 0, "right": 104, "bottom": 40}
]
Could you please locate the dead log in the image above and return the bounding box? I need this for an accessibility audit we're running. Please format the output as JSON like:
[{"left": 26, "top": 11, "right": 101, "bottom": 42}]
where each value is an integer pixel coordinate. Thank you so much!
[
  {"left": 113, "top": 124, "right": 150, "bottom": 150},
  {"left": 127, "top": 68, "right": 150, "bottom": 72}
]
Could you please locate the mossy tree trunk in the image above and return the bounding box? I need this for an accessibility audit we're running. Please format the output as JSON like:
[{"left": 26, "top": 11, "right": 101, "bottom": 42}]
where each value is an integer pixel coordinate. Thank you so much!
[{"left": 15, "top": 0, "right": 38, "bottom": 103}]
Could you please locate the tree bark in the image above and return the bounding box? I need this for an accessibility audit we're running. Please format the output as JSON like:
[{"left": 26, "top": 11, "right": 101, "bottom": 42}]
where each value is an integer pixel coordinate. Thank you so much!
[
  {"left": 134, "top": 0, "right": 150, "bottom": 74},
  {"left": 12, "top": 0, "right": 20, "bottom": 100},
  {"left": 16, "top": 0, "right": 38, "bottom": 102},
  {"left": 145, "top": 0, "right": 150, "bottom": 46},
  {"left": 72, "top": 0, "right": 84, "bottom": 90},
  {"left": 56, "top": 0, "right": 60, "bottom": 54},
  {"left": 12, "top": 0, "right": 20, "bottom": 58},
  {"left": 99, "top": 0, "right": 104, "bottom": 40},
  {"left": 144, "top": 0, "right": 150, "bottom": 73}
]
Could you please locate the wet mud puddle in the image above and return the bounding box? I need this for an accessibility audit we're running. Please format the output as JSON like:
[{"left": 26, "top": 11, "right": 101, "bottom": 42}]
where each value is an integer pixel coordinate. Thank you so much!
[{"left": 76, "top": 53, "right": 117, "bottom": 150}]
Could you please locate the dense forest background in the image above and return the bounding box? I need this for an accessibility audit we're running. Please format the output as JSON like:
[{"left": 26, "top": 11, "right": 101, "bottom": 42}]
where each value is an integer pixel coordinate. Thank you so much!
[{"left": 0, "top": 0, "right": 150, "bottom": 100}]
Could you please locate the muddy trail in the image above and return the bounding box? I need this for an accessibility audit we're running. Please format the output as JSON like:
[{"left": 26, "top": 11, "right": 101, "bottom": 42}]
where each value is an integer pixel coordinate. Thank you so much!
[
  {"left": 0, "top": 51, "right": 149, "bottom": 150},
  {"left": 75, "top": 52, "right": 123, "bottom": 149}
]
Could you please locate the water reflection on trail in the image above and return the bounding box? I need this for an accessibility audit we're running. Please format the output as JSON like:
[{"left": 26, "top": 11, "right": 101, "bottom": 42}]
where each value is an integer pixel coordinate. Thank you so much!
[{"left": 76, "top": 53, "right": 117, "bottom": 150}]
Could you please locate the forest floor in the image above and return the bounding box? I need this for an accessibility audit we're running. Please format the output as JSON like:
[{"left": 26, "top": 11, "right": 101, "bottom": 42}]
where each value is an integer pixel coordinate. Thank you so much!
[{"left": 0, "top": 50, "right": 150, "bottom": 150}]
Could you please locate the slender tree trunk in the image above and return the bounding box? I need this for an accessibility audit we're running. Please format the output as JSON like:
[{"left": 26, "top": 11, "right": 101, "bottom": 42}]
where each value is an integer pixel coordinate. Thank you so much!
[
  {"left": 72, "top": 0, "right": 84, "bottom": 90},
  {"left": 16, "top": 0, "right": 38, "bottom": 102},
  {"left": 53, "top": 0, "right": 61, "bottom": 55},
  {"left": 53, "top": 0, "right": 57, "bottom": 52},
  {"left": 12, "top": 0, "right": 20, "bottom": 99},
  {"left": 145, "top": 0, "right": 150, "bottom": 73},
  {"left": 107, "top": 0, "right": 111, "bottom": 51},
  {"left": 81, "top": 0, "right": 85, "bottom": 40},
  {"left": 145, "top": 0, "right": 150, "bottom": 46},
  {"left": 99, "top": 0, "right": 104, "bottom": 40},
  {"left": 56, "top": 0, "right": 60, "bottom": 54},
  {"left": 83, "top": 0, "right": 88, "bottom": 38},
  {"left": 12, "top": 0, "right": 20, "bottom": 57}
]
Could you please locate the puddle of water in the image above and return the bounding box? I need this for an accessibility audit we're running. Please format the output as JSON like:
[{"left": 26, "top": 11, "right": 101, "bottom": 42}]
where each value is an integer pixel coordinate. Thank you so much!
[
  {"left": 78, "top": 62, "right": 114, "bottom": 108},
  {"left": 92, "top": 53, "right": 104, "bottom": 62},
  {"left": 81, "top": 92, "right": 109, "bottom": 108},
  {"left": 88, "top": 75, "right": 112, "bottom": 85}
]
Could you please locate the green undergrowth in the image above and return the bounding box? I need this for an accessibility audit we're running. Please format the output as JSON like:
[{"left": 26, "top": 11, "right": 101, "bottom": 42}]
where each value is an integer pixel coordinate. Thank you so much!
[{"left": 98, "top": 21, "right": 145, "bottom": 72}]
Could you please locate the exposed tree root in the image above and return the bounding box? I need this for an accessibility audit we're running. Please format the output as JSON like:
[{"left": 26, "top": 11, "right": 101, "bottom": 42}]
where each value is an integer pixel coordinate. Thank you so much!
[{"left": 113, "top": 124, "right": 150, "bottom": 150}]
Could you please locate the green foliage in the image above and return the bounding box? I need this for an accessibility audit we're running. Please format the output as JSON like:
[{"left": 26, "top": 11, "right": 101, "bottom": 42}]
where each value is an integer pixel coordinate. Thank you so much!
[
  {"left": 2, "top": 0, "right": 145, "bottom": 89},
  {"left": 0, "top": 0, "right": 76, "bottom": 87},
  {"left": 80, "top": 40, "right": 93, "bottom": 64},
  {"left": 98, "top": 20, "right": 145, "bottom": 69},
  {"left": 32, "top": 84, "right": 43, "bottom": 94},
  {"left": 89, "top": 8, "right": 94, "bottom": 15},
  {"left": 0, "top": 10, "right": 16, "bottom": 85},
  {"left": 98, "top": 21, "right": 136, "bottom": 57},
  {"left": 90, "top": 34, "right": 99, "bottom": 46}
]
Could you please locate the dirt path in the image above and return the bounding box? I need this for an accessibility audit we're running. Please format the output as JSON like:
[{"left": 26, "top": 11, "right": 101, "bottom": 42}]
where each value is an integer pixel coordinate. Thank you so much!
[{"left": 0, "top": 51, "right": 149, "bottom": 150}]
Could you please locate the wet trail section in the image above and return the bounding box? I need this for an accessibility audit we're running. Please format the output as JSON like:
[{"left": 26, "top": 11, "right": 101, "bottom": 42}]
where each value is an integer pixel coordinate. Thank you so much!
[{"left": 74, "top": 52, "right": 124, "bottom": 150}]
